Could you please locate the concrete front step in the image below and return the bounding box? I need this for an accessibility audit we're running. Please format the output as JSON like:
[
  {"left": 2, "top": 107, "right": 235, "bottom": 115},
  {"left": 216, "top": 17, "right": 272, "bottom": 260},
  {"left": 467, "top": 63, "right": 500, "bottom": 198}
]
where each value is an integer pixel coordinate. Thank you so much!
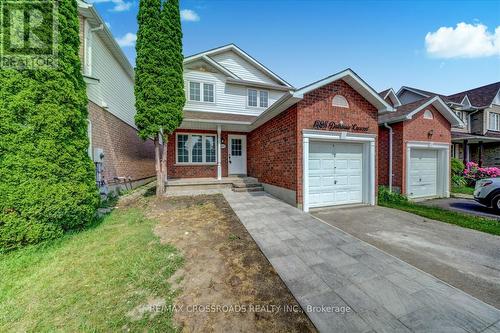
[
  {"left": 232, "top": 186, "right": 264, "bottom": 192},
  {"left": 232, "top": 182, "right": 262, "bottom": 188}
]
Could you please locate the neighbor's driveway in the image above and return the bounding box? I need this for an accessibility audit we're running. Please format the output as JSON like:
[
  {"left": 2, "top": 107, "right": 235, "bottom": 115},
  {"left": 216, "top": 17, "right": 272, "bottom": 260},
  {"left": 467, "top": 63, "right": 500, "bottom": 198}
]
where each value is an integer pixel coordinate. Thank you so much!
[
  {"left": 312, "top": 205, "right": 500, "bottom": 308},
  {"left": 224, "top": 191, "right": 500, "bottom": 332},
  {"left": 420, "top": 197, "right": 500, "bottom": 220}
]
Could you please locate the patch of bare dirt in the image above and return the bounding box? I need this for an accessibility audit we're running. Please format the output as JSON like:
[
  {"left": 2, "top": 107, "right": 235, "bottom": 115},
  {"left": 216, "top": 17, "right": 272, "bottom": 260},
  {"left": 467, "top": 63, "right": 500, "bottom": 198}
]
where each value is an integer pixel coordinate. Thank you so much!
[{"left": 146, "top": 194, "right": 317, "bottom": 333}]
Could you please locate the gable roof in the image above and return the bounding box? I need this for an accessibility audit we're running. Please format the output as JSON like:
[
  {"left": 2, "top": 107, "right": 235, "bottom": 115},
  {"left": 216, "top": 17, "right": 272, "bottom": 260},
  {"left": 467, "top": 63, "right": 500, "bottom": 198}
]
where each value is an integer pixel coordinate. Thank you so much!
[
  {"left": 77, "top": 1, "right": 134, "bottom": 79},
  {"left": 251, "top": 69, "right": 395, "bottom": 130},
  {"left": 379, "top": 88, "right": 401, "bottom": 107},
  {"left": 396, "top": 86, "right": 449, "bottom": 101},
  {"left": 446, "top": 82, "right": 500, "bottom": 108},
  {"left": 293, "top": 69, "right": 394, "bottom": 112},
  {"left": 184, "top": 44, "right": 293, "bottom": 88},
  {"left": 378, "top": 95, "right": 463, "bottom": 127}
]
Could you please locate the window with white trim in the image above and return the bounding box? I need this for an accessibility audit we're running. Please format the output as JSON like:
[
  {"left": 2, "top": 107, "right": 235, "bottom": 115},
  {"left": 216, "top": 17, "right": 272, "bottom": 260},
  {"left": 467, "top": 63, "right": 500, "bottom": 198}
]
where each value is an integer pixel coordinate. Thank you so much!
[
  {"left": 332, "top": 95, "right": 349, "bottom": 108},
  {"left": 423, "top": 109, "right": 434, "bottom": 119},
  {"left": 176, "top": 134, "right": 217, "bottom": 164},
  {"left": 489, "top": 112, "right": 500, "bottom": 131},
  {"left": 188, "top": 81, "right": 214, "bottom": 103},
  {"left": 455, "top": 111, "right": 467, "bottom": 126},
  {"left": 248, "top": 89, "right": 268, "bottom": 108}
]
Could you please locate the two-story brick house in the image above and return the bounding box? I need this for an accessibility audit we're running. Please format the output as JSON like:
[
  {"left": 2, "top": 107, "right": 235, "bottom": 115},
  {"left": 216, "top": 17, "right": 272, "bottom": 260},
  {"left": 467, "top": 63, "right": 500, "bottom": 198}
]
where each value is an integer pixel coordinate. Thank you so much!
[
  {"left": 397, "top": 83, "right": 500, "bottom": 167},
  {"left": 166, "top": 44, "right": 399, "bottom": 211},
  {"left": 78, "top": 1, "right": 156, "bottom": 193}
]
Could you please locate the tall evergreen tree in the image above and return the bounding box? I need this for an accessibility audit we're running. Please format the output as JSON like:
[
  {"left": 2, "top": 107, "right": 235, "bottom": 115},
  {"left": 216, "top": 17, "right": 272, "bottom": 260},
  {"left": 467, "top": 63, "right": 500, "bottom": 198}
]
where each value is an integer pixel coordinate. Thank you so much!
[
  {"left": 135, "top": 0, "right": 185, "bottom": 196},
  {"left": 0, "top": 0, "right": 99, "bottom": 250}
]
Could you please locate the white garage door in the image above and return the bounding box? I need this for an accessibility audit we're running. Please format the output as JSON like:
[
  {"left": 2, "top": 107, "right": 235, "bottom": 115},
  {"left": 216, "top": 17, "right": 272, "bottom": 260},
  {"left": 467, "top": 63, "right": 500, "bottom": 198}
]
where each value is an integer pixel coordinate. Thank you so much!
[
  {"left": 309, "top": 142, "right": 363, "bottom": 207},
  {"left": 408, "top": 149, "right": 438, "bottom": 198}
]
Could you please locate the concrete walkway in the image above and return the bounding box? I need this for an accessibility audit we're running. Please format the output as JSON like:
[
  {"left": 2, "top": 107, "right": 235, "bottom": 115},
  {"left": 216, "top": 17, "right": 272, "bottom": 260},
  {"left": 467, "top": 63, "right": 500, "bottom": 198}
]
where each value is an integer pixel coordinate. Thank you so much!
[{"left": 223, "top": 191, "right": 500, "bottom": 333}]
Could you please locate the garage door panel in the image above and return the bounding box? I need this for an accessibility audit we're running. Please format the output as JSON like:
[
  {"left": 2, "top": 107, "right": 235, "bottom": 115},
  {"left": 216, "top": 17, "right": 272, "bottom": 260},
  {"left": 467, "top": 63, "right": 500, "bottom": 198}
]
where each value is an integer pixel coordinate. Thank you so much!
[
  {"left": 409, "top": 149, "right": 438, "bottom": 198},
  {"left": 308, "top": 141, "right": 364, "bottom": 207}
]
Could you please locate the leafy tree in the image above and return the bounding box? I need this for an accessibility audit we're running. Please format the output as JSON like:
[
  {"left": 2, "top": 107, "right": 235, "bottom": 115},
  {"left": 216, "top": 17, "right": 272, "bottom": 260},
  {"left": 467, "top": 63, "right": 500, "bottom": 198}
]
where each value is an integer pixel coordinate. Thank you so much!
[
  {"left": 135, "top": 0, "right": 185, "bottom": 196},
  {"left": 0, "top": 0, "right": 99, "bottom": 251}
]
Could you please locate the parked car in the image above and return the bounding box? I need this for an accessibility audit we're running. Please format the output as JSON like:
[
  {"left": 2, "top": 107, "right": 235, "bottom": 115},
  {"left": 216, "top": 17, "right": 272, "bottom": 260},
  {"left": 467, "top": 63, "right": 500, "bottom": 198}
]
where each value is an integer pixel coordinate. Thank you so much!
[{"left": 474, "top": 178, "right": 500, "bottom": 213}]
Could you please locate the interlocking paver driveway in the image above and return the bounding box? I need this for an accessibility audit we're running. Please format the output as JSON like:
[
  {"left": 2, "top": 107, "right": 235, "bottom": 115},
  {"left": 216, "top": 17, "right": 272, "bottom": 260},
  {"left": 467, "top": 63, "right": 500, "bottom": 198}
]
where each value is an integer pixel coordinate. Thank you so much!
[{"left": 223, "top": 191, "right": 500, "bottom": 333}]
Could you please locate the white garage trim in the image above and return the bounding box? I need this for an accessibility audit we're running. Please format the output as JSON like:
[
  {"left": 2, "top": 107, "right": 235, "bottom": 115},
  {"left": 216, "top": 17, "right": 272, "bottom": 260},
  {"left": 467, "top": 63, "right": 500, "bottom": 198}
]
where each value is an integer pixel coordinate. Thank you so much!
[
  {"left": 406, "top": 141, "right": 450, "bottom": 199},
  {"left": 302, "top": 129, "right": 376, "bottom": 212}
]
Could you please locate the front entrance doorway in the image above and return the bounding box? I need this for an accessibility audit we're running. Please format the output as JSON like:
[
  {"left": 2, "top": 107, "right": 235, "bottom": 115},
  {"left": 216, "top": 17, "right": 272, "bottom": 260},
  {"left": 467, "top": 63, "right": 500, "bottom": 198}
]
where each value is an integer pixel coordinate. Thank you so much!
[{"left": 228, "top": 135, "right": 247, "bottom": 175}]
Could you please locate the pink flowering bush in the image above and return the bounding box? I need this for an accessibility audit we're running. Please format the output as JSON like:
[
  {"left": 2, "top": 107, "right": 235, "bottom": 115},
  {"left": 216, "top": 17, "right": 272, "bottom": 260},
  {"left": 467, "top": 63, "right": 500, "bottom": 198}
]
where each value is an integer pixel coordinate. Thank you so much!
[{"left": 463, "top": 161, "right": 500, "bottom": 185}]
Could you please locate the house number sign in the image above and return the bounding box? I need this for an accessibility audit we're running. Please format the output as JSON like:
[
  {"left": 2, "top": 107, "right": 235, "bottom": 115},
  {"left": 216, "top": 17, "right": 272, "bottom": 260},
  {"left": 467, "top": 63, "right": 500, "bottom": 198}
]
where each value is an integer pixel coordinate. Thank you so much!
[{"left": 313, "top": 120, "right": 369, "bottom": 132}]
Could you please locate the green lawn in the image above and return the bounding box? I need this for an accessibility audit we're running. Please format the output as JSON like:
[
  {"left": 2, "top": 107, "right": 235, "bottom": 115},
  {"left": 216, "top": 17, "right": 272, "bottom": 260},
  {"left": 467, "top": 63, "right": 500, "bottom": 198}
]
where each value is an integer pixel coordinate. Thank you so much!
[
  {"left": 379, "top": 200, "right": 500, "bottom": 236},
  {"left": 451, "top": 185, "right": 475, "bottom": 195},
  {"left": 0, "top": 205, "right": 183, "bottom": 332}
]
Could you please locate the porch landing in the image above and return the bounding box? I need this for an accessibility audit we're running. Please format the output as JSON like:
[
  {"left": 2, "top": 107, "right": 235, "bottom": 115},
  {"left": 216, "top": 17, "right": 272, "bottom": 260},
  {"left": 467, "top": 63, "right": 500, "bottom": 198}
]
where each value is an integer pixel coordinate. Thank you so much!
[{"left": 165, "top": 176, "right": 263, "bottom": 193}]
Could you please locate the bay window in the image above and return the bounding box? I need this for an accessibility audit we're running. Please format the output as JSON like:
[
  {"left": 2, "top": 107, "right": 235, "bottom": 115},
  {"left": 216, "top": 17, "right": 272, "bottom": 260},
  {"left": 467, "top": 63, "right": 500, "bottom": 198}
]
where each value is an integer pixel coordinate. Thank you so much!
[
  {"left": 176, "top": 133, "right": 217, "bottom": 164},
  {"left": 489, "top": 112, "right": 500, "bottom": 131}
]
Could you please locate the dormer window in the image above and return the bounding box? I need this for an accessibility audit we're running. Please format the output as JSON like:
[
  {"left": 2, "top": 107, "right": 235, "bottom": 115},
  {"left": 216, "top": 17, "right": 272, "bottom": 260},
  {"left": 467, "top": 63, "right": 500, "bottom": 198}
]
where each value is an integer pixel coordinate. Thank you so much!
[
  {"left": 189, "top": 81, "right": 215, "bottom": 103},
  {"left": 248, "top": 89, "right": 268, "bottom": 108},
  {"left": 332, "top": 95, "right": 349, "bottom": 108},
  {"left": 423, "top": 110, "right": 434, "bottom": 119}
]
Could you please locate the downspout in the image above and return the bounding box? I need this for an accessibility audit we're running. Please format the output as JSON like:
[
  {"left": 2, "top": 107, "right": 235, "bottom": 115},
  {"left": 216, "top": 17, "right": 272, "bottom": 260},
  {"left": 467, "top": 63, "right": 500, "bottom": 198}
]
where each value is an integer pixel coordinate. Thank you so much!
[{"left": 384, "top": 123, "right": 393, "bottom": 192}]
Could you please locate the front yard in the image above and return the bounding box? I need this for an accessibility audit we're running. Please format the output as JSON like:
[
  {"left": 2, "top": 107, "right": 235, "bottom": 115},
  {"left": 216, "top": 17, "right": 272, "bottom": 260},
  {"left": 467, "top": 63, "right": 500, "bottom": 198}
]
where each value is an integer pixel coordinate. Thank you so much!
[
  {"left": 451, "top": 185, "right": 475, "bottom": 195},
  {"left": 0, "top": 188, "right": 315, "bottom": 332}
]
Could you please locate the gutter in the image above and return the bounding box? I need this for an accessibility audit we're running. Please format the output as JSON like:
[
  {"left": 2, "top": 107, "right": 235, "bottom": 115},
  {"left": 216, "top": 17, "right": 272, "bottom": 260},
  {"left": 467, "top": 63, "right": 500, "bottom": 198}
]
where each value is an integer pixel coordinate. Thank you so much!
[{"left": 383, "top": 123, "right": 393, "bottom": 192}]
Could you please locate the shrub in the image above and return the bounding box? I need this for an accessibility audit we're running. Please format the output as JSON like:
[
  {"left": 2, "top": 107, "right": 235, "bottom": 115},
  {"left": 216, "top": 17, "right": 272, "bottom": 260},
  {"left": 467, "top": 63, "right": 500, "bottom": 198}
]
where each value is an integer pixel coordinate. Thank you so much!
[
  {"left": 0, "top": 1, "right": 99, "bottom": 251},
  {"left": 463, "top": 161, "right": 500, "bottom": 186},
  {"left": 451, "top": 158, "right": 465, "bottom": 176},
  {"left": 452, "top": 175, "right": 467, "bottom": 187},
  {"left": 378, "top": 186, "right": 409, "bottom": 204}
]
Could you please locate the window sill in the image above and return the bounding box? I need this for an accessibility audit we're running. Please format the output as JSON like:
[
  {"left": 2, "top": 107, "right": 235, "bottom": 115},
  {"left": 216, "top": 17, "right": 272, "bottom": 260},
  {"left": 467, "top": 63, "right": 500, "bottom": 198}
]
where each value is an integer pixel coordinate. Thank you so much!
[{"left": 175, "top": 163, "right": 218, "bottom": 166}]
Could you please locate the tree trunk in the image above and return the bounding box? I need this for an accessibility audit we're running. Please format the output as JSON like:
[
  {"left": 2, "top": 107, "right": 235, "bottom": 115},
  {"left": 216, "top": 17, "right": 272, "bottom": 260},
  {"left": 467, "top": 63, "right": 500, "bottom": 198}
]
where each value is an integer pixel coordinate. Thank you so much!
[
  {"left": 154, "top": 136, "right": 163, "bottom": 197},
  {"left": 161, "top": 136, "right": 168, "bottom": 187}
]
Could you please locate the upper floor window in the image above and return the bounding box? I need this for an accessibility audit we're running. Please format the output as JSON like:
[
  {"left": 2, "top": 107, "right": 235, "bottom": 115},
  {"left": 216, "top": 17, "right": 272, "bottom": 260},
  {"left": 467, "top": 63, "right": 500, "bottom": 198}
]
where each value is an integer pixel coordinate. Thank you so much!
[
  {"left": 189, "top": 81, "right": 214, "bottom": 103},
  {"left": 489, "top": 112, "right": 500, "bottom": 131},
  {"left": 248, "top": 89, "right": 268, "bottom": 108},
  {"left": 423, "top": 110, "right": 434, "bottom": 119},
  {"left": 332, "top": 95, "right": 349, "bottom": 108},
  {"left": 455, "top": 111, "right": 468, "bottom": 126}
]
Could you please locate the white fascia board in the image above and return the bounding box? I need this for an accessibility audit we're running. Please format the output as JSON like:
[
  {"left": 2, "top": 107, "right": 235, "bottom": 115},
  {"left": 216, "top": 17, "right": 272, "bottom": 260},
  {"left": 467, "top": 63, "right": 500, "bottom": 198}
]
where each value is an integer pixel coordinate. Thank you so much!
[
  {"left": 293, "top": 69, "right": 395, "bottom": 113},
  {"left": 461, "top": 95, "right": 471, "bottom": 107},
  {"left": 386, "top": 88, "right": 402, "bottom": 107},
  {"left": 249, "top": 93, "right": 299, "bottom": 130},
  {"left": 405, "top": 96, "right": 465, "bottom": 128},
  {"left": 77, "top": 2, "right": 134, "bottom": 79},
  {"left": 184, "top": 44, "right": 293, "bottom": 88},
  {"left": 226, "top": 78, "right": 293, "bottom": 92},
  {"left": 200, "top": 55, "right": 240, "bottom": 79},
  {"left": 396, "top": 86, "right": 430, "bottom": 98}
]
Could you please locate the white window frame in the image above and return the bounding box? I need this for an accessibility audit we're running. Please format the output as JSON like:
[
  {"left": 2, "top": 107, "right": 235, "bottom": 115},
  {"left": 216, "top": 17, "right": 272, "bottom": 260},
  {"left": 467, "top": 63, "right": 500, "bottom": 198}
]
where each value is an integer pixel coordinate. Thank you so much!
[
  {"left": 423, "top": 109, "right": 434, "bottom": 120},
  {"left": 187, "top": 80, "right": 215, "bottom": 104},
  {"left": 176, "top": 133, "right": 217, "bottom": 165},
  {"left": 332, "top": 95, "right": 349, "bottom": 108},
  {"left": 247, "top": 88, "right": 269, "bottom": 108},
  {"left": 489, "top": 112, "right": 500, "bottom": 131}
]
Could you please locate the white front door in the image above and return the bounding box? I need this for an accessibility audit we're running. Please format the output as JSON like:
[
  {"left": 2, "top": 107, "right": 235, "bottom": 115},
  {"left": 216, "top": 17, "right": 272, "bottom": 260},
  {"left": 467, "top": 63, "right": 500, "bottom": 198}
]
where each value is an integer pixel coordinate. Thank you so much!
[
  {"left": 408, "top": 149, "right": 438, "bottom": 198},
  {"left": 308, "top": 142, "right": 363, "bottom": 207},
  {"left": 228, "top": 135, "right": 247, "bottom": 175}
]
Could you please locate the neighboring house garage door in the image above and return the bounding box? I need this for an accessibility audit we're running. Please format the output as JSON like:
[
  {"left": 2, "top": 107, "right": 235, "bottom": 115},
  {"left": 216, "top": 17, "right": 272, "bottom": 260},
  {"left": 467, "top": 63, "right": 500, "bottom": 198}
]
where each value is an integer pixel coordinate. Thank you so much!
[
  {"left": 309, "top": 142, "right": 363, "bottom": 207},
  {"left": 408, "top": 149, "right": 438, "bottom": 198}
]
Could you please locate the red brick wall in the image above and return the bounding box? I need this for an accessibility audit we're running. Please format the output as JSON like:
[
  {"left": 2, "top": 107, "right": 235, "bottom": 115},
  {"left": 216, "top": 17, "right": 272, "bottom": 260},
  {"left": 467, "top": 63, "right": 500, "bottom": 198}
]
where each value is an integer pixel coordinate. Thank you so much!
[
  {"left": 88, "top": 101, "right": 156, "bottom": 182},
  {"left": 295, "top": 79, "right": 379, "bottom": 205},
  {"left": 166, "top": 129, "right": 246, "bottom": 179},
  {"left": 247, "top": 106, "right": 298, "bottom": 190},
  {"left": 378, "top": 105, "right": 452, "bottom": 194},
  {"left": 378, "top": 122, "right": 404, "bottom": 191}
]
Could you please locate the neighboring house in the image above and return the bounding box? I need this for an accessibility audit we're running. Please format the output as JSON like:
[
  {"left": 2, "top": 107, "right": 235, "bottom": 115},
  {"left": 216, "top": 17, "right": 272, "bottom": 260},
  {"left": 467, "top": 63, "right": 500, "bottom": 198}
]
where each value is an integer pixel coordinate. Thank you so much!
[
  {"left": 397, "top": 83, "right": 500, "bottom": 167},
  {"left": 77, "top": 1, "right": 156, "bottom": 193},
  {"left": 167, "top": 44, "right": 395, "bottom": 211},
  {"left": 378, "top": 93, "right": 463, "bottom": 198}
]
